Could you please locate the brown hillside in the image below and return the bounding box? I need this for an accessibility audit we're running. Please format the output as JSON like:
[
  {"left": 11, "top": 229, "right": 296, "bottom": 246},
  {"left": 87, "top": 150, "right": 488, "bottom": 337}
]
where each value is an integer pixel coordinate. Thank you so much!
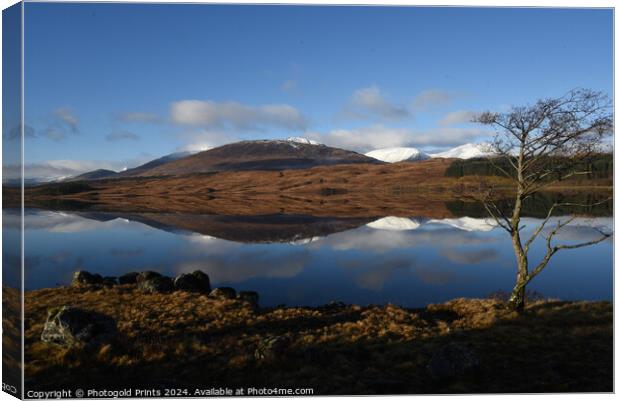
[{"left": 129, "top": 140, "right": 379, "bottom": 176}]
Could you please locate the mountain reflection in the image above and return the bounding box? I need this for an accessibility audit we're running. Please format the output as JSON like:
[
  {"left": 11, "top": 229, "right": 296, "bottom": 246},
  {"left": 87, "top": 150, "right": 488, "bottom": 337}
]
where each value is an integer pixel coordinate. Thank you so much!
[
  {"left": 11, "top": 208, "right": 612, "bottom": 306},
  {"left": 17, "top": 208, "right": 613, "bottom": 244},
  {"left": 63, "top": 212, "right": 374, "bottom": 243}
]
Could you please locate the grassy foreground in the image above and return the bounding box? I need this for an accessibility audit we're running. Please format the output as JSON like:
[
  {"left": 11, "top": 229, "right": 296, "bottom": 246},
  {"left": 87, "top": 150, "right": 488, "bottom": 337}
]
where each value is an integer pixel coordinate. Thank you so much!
[{"left": 23, "top": 285, "right": 612, "bottom": 394}]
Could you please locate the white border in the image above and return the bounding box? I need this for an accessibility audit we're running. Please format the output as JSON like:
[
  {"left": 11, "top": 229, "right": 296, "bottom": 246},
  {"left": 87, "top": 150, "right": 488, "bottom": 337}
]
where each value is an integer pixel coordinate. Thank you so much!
[{"left": 0, "top": 2, "right": 616, "bottom": 401}]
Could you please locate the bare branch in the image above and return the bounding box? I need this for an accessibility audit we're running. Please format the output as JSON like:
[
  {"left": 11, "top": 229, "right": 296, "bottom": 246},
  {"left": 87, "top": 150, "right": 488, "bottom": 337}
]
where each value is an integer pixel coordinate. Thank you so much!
[{"left": 471, "top": 88, "right": 613, "bottom": 311}]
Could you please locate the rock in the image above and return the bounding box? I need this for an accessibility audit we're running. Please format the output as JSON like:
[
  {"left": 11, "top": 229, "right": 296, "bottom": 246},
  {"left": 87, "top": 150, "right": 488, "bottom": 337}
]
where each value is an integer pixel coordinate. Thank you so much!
[
  {"left": 237, "top": 291, "right": 259, "bottom": 308},
  {"left": 173, "top": 270, "right": 211, "bottom": 293},
  {"left": 41, "top": 306, "right": 116, "bottom": 347},
  {"left": 254, "top": 336, "right": 289, "bottom": 361},
  {"left": 137, "top": 276, "right": 174, "bottom": 293},
  {"left": 71, "top": 271, "right": 103, "bottom": 286},
  {"left": 136, "top": 271, "right": 162, "bottom": 283},
  {"left": 102, "top": 277, "right": 118, "bottom": 287},
  {"left": 118, "top": 272, "right": 140, "bottom": 285},
  {"left": 209, "top": 287, "right": 237, "bottom": 300},
  {"left": 427, "top": 343, "right": 479, "bottom": 380}
]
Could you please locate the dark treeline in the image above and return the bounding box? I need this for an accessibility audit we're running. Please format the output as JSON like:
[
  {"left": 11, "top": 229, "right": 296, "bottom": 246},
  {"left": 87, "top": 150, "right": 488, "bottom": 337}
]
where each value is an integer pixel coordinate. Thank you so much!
[
  {"left": 447, "top": 191, "right": 613, "bottom": 218},
  {"left": 445, "top": 153, "right": 612, "bottom": 180}
]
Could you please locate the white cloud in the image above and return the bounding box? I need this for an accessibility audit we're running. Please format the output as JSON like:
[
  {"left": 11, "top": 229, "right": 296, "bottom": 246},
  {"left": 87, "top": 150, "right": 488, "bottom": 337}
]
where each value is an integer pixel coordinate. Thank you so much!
[
  {"left": 175, "top": 249, "right": 308, "bottom": 283},
  {"left": 106, "top": 130, "right": 140, "bottom": 142},
  {"left": 116, "top": 112, "right": 161, "bottom": 124},
  {"left": 13, "top": 211, "right": 133, "bottom": 233},
  {"left": 4, "top": 156, "right": 154, "bottom": 183},
  {"left": 344, "top": 86, "right": 409, "bottom": 120},
  {"left": 307, "top": 225, "right": 497, "bottom": 253},
  {"left": 346, "top": 256, "right": 413, "bottom": 291},
  {"left": 175, "top": 128, "right": 237, "bottom": 153},
  {"left": 53, "top": 108, "right": 79, "bottom": 133},
  {"left": 440, "top": 248, "right": 498, "bottom": 264},
  {"left": 439, "top": 110, "right": 478, "bottom": 126},
  {"left": 170, "top": 100, "right": 307, "bottom": 131},
  {"left": 281, "top": 79, "right": 298, "bottom": 92},
  {"left": 305, "top": 124, "right": 491, "bottom": 153},
  {"left": 412, "top": 90, "right": 456, "bottom": 110},
  {"left": 179, "top": 142, "right": 213, "bottom": 153},
  {"left": 37, "top": 108, "right": 80, "bottom": 141}
]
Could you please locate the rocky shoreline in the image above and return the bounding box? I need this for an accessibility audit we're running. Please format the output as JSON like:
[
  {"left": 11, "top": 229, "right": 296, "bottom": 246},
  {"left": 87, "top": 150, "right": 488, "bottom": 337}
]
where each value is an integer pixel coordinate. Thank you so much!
[
  {"left": 70, "top": 269, "right": 259, "bottom": 306},
  {"left": 18, "top": 270, "right": 613, "bottom": 394}
]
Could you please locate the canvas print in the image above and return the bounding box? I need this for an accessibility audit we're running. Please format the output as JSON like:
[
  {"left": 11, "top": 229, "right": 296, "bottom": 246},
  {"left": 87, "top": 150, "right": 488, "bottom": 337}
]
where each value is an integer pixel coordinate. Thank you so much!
[{"left": 2, "top": 2, "right": 614, "bottom": 398}]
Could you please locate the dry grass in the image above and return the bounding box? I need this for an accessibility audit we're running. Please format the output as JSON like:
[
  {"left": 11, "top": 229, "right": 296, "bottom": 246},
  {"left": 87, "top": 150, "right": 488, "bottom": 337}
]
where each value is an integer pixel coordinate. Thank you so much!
[
  {"left": 3, "top": 287, "right": 22, "bottom": 391},
  {"left": 23, "top": 285, "right": 612, "bottom": 394}
]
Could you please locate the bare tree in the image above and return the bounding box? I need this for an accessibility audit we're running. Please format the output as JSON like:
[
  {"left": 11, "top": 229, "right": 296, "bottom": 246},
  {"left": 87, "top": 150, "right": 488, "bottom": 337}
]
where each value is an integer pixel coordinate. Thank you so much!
[{"left": 473, "top": 88, "right": 613, "bottom": 312}]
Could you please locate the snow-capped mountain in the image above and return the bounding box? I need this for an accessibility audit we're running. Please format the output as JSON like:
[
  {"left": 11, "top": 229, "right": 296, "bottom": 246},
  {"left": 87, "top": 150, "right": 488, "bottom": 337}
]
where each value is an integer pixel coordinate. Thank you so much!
[
  {"left": 430, "top": 143, "right": 496, "bottom": 159},
  {"left": 364, "top": 147, "right": 431, "bottom": 163},
  {"left": 365, "top": 143, "right": 496, "bottom": 162},
  {"left": 286, "top": 136, "right": 321, "bottom": 146}
]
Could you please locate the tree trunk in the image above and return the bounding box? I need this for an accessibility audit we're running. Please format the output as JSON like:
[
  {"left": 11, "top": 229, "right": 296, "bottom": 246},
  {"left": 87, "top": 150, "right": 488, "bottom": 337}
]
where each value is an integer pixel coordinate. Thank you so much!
[
  {"left": 508, "top": 186, "right": 528, "bottom": 313},
  {"left": 508, "top": 275, "right": 526, "bottom": 312},
  {"left": 507, "top": 227, "right": 529, "bottom": 312}
]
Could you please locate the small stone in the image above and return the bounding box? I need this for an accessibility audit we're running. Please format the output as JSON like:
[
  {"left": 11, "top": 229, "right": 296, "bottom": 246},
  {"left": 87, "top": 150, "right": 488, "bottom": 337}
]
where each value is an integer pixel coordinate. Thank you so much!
[
  {"left": 71, "top": 271, "right": 103, "bottom": 286},
  {"left": 118, "top": 272, "right": 140, "bottom": 285},
  {"left": 209, "top": 287, "right": 237, "bottom": 299},
  {"left": 137, "top": 276, "right": 174, "bottom": 293},
  {"left": 41, "top": 306, "right": 116, "bottom": 347}
]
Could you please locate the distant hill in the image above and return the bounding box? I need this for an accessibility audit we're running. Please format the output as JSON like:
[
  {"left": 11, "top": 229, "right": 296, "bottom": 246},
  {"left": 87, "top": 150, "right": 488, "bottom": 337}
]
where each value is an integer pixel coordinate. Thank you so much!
[
  {"left": 65, "top": 169, "right": 118, "bottom": 181},
  {"left": 126, "top": 139, "right": 380, "bottom": 177},
  {"left": 63, "top": 152, "right": 193, "bottom": 182}
]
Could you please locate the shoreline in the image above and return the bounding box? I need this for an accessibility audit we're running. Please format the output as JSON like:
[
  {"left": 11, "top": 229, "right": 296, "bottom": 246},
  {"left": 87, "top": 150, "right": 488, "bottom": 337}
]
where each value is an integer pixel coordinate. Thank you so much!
[{"left": 8, "top": 275, "right": 613, "bottom": 394}]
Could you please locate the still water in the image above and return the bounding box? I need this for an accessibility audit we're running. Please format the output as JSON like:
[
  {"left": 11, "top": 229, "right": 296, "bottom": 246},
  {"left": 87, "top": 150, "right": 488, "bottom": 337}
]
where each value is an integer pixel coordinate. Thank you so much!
[{"left": 6, "top": 208, "right": 613, "bottom": 307}]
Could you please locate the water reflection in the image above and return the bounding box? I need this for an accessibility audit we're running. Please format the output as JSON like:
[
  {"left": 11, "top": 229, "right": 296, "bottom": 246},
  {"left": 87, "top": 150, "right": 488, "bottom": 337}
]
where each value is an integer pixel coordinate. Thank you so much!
[{"left": 13, "top": 208, "right": 612, "bottom": 307}]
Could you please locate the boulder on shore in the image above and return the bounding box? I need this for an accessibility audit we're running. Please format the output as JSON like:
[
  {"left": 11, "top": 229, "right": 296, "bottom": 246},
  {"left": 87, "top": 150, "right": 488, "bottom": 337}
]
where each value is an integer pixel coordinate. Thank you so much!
[
  {"left": 118, "top": 272, "right": 140, "bottom": 285},
  {"left": 138, "top": 276, "right": 174, "bottom": 293},
  {"left": 102, "top": 276, "right": 118, "bottom": 287},
  {"left": 71, "top": 271, "right": 103, "bottom": 286},
  {"left": 174, "top": 270, "right": 211, "bottom": 293},
  {"left": 210, "top": 287, "right": 237, "bottom": 300},
  {"left": 136, "top": 271, "right": 163, "bottom": 283},
  {"left": 40, "top": 306, "right": 116, "bottom": 347}
]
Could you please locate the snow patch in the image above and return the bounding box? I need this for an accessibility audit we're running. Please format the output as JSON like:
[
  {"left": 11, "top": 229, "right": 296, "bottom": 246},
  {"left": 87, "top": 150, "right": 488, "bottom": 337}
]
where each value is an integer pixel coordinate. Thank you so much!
[
  {"left": 366, "top": 217, "right": 422, "bottom": 231},
  {"left": 289, "top": 236, "right": 323, "bottom": 245},
  {"left": 430, "top": 143, "right": 496, "bottom": 159},
  {"left": 429, "top": 217, "right": 497, "bottom": 232},
  {"left": 286, "top": 137, "right": 321, "bottom": 146},
  {"left": 365, "top": 147, "right": 431, "bottom": 163}
]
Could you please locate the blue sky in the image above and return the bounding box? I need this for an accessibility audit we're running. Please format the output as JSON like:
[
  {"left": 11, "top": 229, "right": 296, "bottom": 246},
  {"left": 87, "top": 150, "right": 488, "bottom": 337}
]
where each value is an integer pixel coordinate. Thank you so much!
[{"left": 14, "top": 4, "right": 614, "bottom": 179}]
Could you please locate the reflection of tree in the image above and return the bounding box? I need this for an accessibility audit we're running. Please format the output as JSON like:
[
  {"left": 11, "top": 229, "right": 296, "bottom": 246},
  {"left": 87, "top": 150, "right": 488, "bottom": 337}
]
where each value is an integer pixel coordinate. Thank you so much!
[{"left": 471, "top": 89, "right": 613, "bottom": 312}]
